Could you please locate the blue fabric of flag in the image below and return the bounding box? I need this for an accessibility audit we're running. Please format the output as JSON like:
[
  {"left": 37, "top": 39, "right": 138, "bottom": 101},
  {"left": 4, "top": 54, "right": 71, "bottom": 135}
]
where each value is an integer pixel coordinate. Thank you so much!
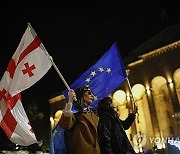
[
  {"left": 63, "top": 43, "right": 127, "bottom": 109},
  {"left": 167, "top": 139, "right": 180, "bottom": 154},
  {"left": 50, "top": 123, "right": 66, "bottom": 154},
  {"left": 50, "top": 106, "right": 92, "bottom": 154}
]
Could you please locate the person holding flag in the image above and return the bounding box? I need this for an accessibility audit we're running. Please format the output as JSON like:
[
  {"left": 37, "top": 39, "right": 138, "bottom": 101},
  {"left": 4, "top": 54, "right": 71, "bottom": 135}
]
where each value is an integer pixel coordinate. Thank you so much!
[
  {"left": 97, "top": 96, "right": 137, "bottom": 154},
  {"left": 58, "top": 86, "right": 100, "bottom": 154},
  {"left": 50, "top": 42, "right": 139, "bottom": 153}
]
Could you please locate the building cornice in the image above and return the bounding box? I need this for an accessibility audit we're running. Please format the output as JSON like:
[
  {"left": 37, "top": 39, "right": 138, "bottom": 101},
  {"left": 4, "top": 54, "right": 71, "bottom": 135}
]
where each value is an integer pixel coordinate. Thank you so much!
[
  {"left": 127, "top": 59, "right": 144, "bottom": 67},
  {"left": 48, "top": 94, "right": 65, "bottom": 104},
  {"left": 139, "top": 40, "right": 180, "bottom": 59}
]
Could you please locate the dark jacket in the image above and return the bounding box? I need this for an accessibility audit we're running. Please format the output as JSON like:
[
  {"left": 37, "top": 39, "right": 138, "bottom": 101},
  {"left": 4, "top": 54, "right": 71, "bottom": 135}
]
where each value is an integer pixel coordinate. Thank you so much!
[{"left": 98, "top": 109, "right": 136, "bottom": 154}]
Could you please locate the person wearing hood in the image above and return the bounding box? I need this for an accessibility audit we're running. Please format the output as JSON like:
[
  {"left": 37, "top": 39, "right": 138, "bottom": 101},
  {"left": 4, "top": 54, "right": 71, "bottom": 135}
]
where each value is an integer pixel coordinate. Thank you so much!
[
  {"left": 97, "top": 96, "right": 137, "bottom": 154},
  {"left": 59, "top": 86, "right": 100, "bottom": 154}
]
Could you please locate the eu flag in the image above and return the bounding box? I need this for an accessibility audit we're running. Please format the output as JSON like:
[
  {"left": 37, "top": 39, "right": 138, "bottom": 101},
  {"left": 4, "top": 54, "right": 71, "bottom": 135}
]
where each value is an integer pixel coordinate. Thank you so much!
[
  {"left": 63, "top": 43, "right": 127, "bottom": 108},
  {"left": 50, "top": 123, "right": 66, "bottom": 154}
]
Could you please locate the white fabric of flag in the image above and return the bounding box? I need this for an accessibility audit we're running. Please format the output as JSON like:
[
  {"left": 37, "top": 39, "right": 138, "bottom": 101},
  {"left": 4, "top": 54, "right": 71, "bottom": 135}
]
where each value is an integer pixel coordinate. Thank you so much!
[{"left": 0, "top": 24, "right": 52, "bottom": 146}]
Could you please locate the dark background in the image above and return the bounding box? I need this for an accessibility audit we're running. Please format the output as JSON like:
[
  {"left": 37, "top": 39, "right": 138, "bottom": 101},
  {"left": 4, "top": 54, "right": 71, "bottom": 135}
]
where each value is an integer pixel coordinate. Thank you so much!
[{"left": 0, "top": 0, "right": 180, "bottom": 151}]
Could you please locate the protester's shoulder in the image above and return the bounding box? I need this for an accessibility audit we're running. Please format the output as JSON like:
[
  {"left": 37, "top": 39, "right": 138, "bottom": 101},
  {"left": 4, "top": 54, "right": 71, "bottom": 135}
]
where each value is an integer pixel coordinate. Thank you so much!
[{"left": 99, "top": 112, "right": 115, "bottom": 120}]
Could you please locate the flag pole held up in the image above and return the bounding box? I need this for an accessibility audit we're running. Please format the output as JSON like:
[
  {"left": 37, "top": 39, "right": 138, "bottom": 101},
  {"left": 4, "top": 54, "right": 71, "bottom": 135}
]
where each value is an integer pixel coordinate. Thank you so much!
[
  {"left": 126, "top": 78, "right": 140, "bottom": 119},
  {"left": 0, "top": 22, "right": 54, "bottom": 146},
  {"left": 28, "top": 23, "right": 71, "bottom": 91}
]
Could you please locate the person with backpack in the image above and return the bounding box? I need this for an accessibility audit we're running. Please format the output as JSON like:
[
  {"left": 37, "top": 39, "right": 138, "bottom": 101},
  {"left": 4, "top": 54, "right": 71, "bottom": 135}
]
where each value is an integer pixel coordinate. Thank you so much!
[
  {"left": 97, "top": 96, "right": 137, "bottom": 154},
  {"left": 59, "top": 86, "right": 100, "bottom": 154}
]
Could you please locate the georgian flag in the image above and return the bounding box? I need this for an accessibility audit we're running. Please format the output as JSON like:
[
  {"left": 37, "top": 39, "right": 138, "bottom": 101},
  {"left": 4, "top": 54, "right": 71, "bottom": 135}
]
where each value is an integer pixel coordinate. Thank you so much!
[{"left": 0, "top": 23, "right": 52, "bottom": 146}]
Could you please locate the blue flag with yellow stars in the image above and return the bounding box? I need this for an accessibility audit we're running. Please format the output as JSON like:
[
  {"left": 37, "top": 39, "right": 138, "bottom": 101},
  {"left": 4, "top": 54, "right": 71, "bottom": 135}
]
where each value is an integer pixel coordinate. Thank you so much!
[
  {"left": 50, "top": 123, "right": 66, "bottom": 154},
  {"left": 63, "top": 42, "right": 127, "bottom": 108}
]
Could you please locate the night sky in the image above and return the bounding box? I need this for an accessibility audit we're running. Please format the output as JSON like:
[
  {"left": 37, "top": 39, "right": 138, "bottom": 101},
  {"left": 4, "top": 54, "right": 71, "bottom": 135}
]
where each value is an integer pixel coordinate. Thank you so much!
[
  {"left": 1, "top": 1, "right": 180, "bottom": 99},
  {"left": 0, "top": 0, "right": 180, "bottom": 149}
]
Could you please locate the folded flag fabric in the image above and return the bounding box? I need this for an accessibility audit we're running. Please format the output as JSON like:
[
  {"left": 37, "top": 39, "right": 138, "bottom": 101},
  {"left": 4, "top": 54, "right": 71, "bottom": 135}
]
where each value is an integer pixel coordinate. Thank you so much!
[
  {"left": 50, "top": 123, "right": 66, "bottom": 154},
  {"left": 0, "top": 23, "right": 52, "bottom": 146}
]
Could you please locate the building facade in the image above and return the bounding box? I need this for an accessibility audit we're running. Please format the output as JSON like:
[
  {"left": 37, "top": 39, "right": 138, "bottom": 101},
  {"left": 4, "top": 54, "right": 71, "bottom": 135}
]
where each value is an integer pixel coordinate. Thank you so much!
[
  {"left": 112, "top": 40, "right": 180, "bottom": 153},
  {"left": 49, "top": 25, "right": 180, "bottom": 153}
]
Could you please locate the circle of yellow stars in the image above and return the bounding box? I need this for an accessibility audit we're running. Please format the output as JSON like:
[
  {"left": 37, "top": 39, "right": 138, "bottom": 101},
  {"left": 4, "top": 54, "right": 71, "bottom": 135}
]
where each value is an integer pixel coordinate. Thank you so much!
[{"left": 85, "top": 67, "right": 111, "bottom": 101}]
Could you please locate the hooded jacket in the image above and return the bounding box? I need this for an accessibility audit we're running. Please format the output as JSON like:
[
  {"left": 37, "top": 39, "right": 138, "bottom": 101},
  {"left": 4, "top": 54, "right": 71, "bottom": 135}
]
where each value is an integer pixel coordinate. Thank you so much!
[{"left": 98, "top": 108, "right": 136, "bottom": 154}]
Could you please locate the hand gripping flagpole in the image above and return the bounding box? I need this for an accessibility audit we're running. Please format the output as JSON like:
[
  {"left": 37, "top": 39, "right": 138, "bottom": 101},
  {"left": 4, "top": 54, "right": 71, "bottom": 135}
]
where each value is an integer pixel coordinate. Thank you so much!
[
  {"left": 126, "top": 78, "right": 140, "bottom": 118},
  {"left": 27, "top": 23, "right": 71, "bottom": 92}
]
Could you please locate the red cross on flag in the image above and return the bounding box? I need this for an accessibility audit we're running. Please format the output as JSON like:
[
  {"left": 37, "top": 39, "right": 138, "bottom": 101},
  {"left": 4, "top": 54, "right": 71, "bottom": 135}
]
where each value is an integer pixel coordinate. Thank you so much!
[{"left": 0, "top": 23, "right": 52, "bottom": 146}]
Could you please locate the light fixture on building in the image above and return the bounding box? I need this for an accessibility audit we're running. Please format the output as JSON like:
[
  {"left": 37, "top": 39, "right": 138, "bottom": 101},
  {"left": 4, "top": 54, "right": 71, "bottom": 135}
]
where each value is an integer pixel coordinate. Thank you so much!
[
  {"left": 113, "top": 90, "right": 126, "bottom": 105},
  {"left": 146, "top": 87, "right": 151, "bottom": 95},
  {"left": 167, "top": 80, "right": 174, "bottom": 88}
]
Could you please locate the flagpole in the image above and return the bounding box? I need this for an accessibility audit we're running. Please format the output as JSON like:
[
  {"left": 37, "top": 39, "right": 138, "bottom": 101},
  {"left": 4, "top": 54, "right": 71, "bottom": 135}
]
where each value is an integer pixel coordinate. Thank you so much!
[
  {"left": 48, "top": 56, "right": 71, "bottom": 91},
  {"left": 27, "top": 23, "right": 71, "bottom": 91},
  {"left": 126, "top": 78, "right": 139, "bottom": 116}
]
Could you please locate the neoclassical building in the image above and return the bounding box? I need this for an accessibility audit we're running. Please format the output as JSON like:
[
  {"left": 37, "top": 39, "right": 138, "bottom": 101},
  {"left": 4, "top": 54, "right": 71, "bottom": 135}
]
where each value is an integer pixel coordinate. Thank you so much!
[
  {"left": 49, "top": 24, "right": 180, "bottom": 153},
  {"left": 112, "top": 24, "right": 180, "bottom": 153}
]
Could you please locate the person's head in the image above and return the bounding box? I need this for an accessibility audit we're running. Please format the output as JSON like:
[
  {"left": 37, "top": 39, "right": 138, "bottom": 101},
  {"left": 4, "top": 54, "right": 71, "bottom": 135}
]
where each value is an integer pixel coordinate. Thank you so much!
[
  {"left": 97, "top": 96, "right": 117, "bottom": 114},
  {"left": 73, "top": 86, "right": 94, "bottom": 111}
]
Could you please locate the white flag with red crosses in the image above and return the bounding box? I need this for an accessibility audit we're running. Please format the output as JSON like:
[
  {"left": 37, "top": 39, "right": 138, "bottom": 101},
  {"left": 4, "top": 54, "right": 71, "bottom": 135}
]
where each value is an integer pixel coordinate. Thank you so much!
[{"left": 0, "top": 23, "right": 52, "bottom": 146}]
